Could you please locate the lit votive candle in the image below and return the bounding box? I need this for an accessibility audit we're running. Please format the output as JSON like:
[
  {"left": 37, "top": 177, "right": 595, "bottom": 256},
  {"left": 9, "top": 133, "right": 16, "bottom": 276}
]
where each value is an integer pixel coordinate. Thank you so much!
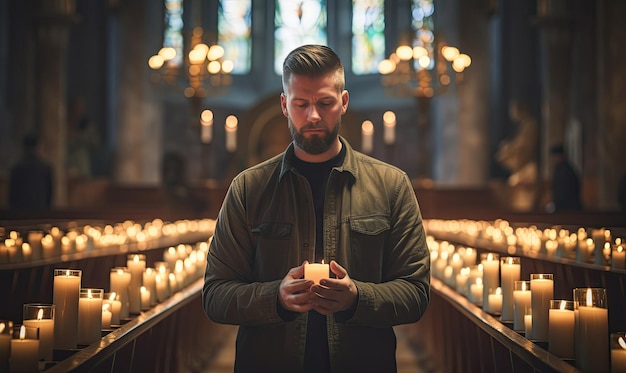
[
  {"left": 10, "top": 325, "right": 39, "bottom": 373},
  {"left": 140, "top": 286, "right": 151, "bottom": 311},
  {"left": 574, "top": 287, "right": 609, "bottom": 372},
  {"left": 611, "top": 332, "right": 626, "bottom": 373},
  {"left": 103, "top": 293, "right": 121, "bottom": 326},
  {"left": 143, "top": 268, "right": 157, "bottom": 306},
  {"left": 155, "top": 274, "right": 169, "bottom": 302},
  {"left": 612, "top": 244, "right": 626, "bottom": 270},
  {"left": 23, "top": 304, "right": 55, "bottom": 362},
  {"left": 548, "top": 300, "right": 575, "bottom": 359},
  {"left": 109, "top": 267, "right": 131, "bottom": 319},
  {"left": 513, "top": 281, "right": 531, "bottom": 332},
  {"left": 127, "top": 254, "right": 146, "bottom": 315},
  {"left": 487, "top": 287, "right": 502, "bottom": 315},
  {"left": 470, "top": 278, "right": 483, "bottom": 306},
  {"left": 530, "top": 273, "right": 553, "bottom": 342},
  {"left": 101, "top": 304, "right": 112, "bottom": 330},
  {"left": 77, "top": 288, "right": 103, "bottom": 346},
  {"left": 481, "top": 253, "right": 500, "bottom": 312},
  {"left": 53, "top": 269, "right": 81, "bottom": 349},
  {"left": 0, "top": 320, "right": 13, "bottom": 368},
  {"left": 455, "top": 267, "right": 470, "bottom": 297},
  {"left": 304, "top": 262, "right": 329, "bottom": 285},
  {"left": 500, "top": 257, "right": 520, "bottom": 322}
]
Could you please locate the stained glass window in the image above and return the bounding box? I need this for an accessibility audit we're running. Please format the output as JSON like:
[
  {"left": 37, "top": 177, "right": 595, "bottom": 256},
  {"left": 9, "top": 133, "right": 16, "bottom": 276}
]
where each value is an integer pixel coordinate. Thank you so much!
[
  {"left": 411, "top": 0, "right": 435, "bottom": 70},
  {"left": 218, "top": 0, "right": 252, "bottom": 74},
  {"left": 164, "top": 0, "right": 184, "bottom": 67},
  {"left": 352, "top": 0, "right": 385, "bottom": 75},
  {"left": 274, "top": 0, "right": 328, "bottom": 74}
]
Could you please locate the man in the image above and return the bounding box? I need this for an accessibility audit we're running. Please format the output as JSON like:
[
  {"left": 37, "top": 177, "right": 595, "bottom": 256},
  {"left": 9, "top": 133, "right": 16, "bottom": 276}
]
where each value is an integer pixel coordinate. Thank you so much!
[
  {"left": 549, "top": 144, "right": 582, "bottom": 211},
  {"left": 9, "top": 133, "right": 53, "bottom": 211},
  {"left": 202, "top": 44, "right": 430, "bottom": 372}
]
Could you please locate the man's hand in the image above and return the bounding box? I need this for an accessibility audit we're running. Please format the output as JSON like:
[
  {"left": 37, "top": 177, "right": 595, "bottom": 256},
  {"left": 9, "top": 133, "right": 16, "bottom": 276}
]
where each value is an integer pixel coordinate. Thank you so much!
[
  {"left": 278, "top": 261, "right": 315, "bottom": 313},
  {"left": 310, "top": 260, "right": 358, "bottom": 315}
]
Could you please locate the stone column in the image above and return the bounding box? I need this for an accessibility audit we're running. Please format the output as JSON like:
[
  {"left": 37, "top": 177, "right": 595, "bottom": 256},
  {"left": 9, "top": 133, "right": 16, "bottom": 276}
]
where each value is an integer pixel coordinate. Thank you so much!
[
  {"left": 535, "top": 0, "right": 573, "bottom": 182},
  {"left": 37, "top": 0, "right": 77, "bottom": 208}
]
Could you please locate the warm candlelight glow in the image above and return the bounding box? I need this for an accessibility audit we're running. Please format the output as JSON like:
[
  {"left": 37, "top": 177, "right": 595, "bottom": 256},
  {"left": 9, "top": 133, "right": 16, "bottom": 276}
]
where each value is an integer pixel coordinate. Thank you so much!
[
  {"left": 109, "top": 292, "right": 117, "bottom": 302},
  {"left": 619, "top": 336, "right": 626, "bottom": 350},
  {"left": 37, "top": 309, "right": 44, "bottom": 320},
  {"left": 88, "top": 289, "right": 93, "bottom": 299},
  {"left": 19, "top": 325, "right": 25, "bottom": 340},
  {"left": 586, "top": 288, "right": 592, "bottom": 307}
]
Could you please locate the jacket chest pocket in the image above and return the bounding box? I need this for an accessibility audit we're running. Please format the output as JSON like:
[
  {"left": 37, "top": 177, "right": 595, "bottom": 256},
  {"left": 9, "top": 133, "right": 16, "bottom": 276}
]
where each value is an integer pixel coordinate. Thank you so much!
[
  {"left": 348, "top": 217, "right": 390, "bottom": 282},
  {"left": 251, "top": 222, "right": 293, "bottom": 280}
]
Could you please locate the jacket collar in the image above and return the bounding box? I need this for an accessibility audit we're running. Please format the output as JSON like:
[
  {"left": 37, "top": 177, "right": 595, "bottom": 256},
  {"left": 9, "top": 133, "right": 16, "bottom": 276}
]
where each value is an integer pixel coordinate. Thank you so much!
[{"left": 279, "top": 136, "right": 358, "bottom": 181}]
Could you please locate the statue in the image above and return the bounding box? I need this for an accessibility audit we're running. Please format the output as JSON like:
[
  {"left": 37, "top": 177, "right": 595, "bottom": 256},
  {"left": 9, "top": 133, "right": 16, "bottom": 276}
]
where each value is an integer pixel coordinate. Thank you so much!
[{"left": 495, "top": 101, "right": 538, "bottom": 210}]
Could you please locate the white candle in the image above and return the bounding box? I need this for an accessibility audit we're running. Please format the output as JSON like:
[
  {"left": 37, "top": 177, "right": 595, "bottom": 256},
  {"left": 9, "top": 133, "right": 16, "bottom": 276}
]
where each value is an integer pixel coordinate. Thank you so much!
[
  {"left": 10, "top": 325, "right": 39, "bottom": 373},
  {"left": 575, "top": 288, "right": 609, "bottom": 372},
  {"left": 109, "top": 268, "right": 131, "bottom": 319},
  {"left": 455, "top": 267, "right": 470, "bottom": 297},
  {"left": 530, "top": 274, "right": 553, "bottom": 342},
  {"left": 225, "top": 115, "right": 238, "bottom": 152},
  {"left": 463, "top": 247, "right": 477, "bottom": 267},
  {"left": 143, "top": 268, "right": 157, "bottom": 306},
  {"left": 513, "top": 281, "right": 531, "bottom": 332},
  {"left": 77, "top": 288, "right": 103, "bottom": 346},
  {"left": 487, "top": 287, "right": 502, "bottom": 314},
  {"left": 0, "top": 321, "right": 12, "bottom": 367},
  {"left": 53, "top": 269, "right": 81, "bottom": 349},
  {"left": 612, "top": 244, "right": 626, "bottom": 270},
  {"left": 101, "top": 304, "right": 112, "bottom": 329},
  {"left": 127, "top": 254, "right": 146, "bottom": 314},
  {"left": 155, "top": 274, "right": 169, "bottom": 302},
  {"left": 200, "top": 110, "right": 213, "bottom": 144},
  {"left": 611, "top": 333, "right": 626, "bottom": 373},
  {"left": 470, "top": 277, "right": 483, "bottom": 306},
  {"left": 304, "top": 262, "right": 329, "bottom": 285},
  {"left": 27, "top": 231, "right": 43, "bottom": 260},
  {"left": 524, "top": 313, "right": 533, "bottom": 338},
  {"left": 481, "top": 253, "right": 500, "bottom": 312},
  {"left": 104, "top": 293, "right": 121, "bottom": 326},
  {"left": 548, "top": 300, "right": 575, "bottom": 359},
  {"left": 361, "top": 120, "right": 374, "bottom": 154},
  {"left": 163, "top": 247, "right": 178, "bottom": 273},
  {"left": 500, "top": 257, "right": 520, "bottom": 321},
  {"left": 23, "top": 304, "right": 55, "bottom": 362},
  {"left": 168, "top": 273, "right": 178, "bottom": 294},
  {"left": 383, "top": 111, "right": 396, "bottom": 145},
  {"left": 140, "top": 286, "right": 151, "bottom": 311}
]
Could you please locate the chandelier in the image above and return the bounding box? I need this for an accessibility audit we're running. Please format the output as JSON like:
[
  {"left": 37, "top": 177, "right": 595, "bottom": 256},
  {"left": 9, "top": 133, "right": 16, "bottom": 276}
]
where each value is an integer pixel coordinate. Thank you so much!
[
  {"left": 148, "top": 26, "right": 233, "bottom": 101},
  {"left": 378, "top": 36, "right": 471, "bottom": 98}
]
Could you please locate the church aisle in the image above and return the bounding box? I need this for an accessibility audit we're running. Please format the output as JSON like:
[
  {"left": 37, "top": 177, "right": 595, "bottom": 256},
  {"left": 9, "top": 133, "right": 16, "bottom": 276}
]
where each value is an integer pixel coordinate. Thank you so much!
[{"left": 199, "top": 324, "right": 435, "bottom": 372}]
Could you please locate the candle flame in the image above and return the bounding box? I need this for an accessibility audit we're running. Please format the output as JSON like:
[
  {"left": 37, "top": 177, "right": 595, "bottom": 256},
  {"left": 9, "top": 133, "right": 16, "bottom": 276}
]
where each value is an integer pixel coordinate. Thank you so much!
[
  {"left": 559, "top": 300, "right": 566, "bottom": 311},
  {"left": 619, "top": 336, "right": 626, "bottom": 350},
  {"left": 88, "top": 289, "right": 93, "bottom": 299},
  {"left": 141, "top": 286, "right": 147, "bottom": 293},
  {"left": 487, "top": 253, "right": 493, "bottom": 261},
  {"left": 586, "top": 288, "right": 592, "bottom": 307},
  {"left": 522, "top": 282, "right": 527, "bottom": 291},
  {"left": 37, "top": 308, "right": 44, "bottom": 320},
  {"left": 476, "top": 278, "right": 482, "bottom": 286},
  {"left": 19, "top": 325, "right": 26, "bottom": 340},
  {"left": 507, "top": 257, "right": 513, "bottom": 265},
  {"left": 133, "top": 255, "right": 139, "bottom": 263},
  {"left": 102, "top": 303, "right": 110, "bottom": 312},
  {"left": 66, "top": 270, "right": 70, "bottom": 276},
  {"left": 109, "top": 292, "right": 117, "bottom": 301},
  {"left": 0, "top": 323, "right": 5, "bottom": 333},
  {"left": 321, "top": 260, "right": 325, "bottom": 264},
  {"left": 496, "top": 287, "right": 502, "bottom": 295}
]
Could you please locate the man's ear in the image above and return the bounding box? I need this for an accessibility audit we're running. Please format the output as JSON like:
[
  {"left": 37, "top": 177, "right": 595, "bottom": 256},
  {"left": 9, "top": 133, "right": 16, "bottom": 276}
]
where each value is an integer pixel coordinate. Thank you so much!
[{"left": 280, "top": 93, "right": 288, "bottom": 117}]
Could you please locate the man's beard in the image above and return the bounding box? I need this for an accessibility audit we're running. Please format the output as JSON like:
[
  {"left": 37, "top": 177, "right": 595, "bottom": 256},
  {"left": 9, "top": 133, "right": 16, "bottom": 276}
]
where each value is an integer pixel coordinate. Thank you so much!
[{"left": 289, "top": 119, "right": 340, "bottom": 155}]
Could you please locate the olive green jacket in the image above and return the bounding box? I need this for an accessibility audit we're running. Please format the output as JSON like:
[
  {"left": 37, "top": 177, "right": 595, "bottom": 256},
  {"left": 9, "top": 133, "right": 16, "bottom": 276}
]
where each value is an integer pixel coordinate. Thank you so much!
[{"left": 202, "top": 137, "right": 430, "bottom": 373}]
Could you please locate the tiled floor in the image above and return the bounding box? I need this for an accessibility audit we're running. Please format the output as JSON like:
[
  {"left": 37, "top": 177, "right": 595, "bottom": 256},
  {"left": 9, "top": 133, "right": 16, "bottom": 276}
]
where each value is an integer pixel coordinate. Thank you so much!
[{"left": 200, "top": 324, "right": 434, "bottom": 372}]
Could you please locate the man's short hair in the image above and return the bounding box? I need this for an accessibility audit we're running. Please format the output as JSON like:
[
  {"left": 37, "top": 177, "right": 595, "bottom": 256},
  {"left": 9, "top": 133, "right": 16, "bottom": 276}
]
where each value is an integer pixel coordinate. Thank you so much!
[{"left": 282, "top": 44, "right": 345, "bottom": 92}]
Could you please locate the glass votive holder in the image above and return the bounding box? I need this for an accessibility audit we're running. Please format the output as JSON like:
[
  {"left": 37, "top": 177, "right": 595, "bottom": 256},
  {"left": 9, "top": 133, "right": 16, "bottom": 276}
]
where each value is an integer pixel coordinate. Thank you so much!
[
  {"left": 103, "top": 293, "right": 121, "bottom": 326},
  {"left": 0, "top": 320, "right": 13, "bottom": 366},
  {"left": 513, "top": 280, "right": 531, "bottom": 332},
  {"left": 77, "top": 288, "right": 104, "bottom": 346},
  {"left": 610, "top": 332, "right": 626, "bottom": 373},
  {"left": 529, "top": 274, "right": 554, "bottom": 343},
  {"left": 524, "top": 305, "right": 533, "bottom": 338},
  {"left": 23, "top": 303, "right": 55, "bottom": 362},
  {"left": 10, "top": 325, "right": 40, "bottom": 373},
  {"left": 573, "top": 288, "right": 609, "bottom": 372},
  {"left": 612, "top": 244, "right": 626, "bottom": 270},
  {"left": 109, "top": 267, "right": 131, "bottom": 320},
  {"left": 53, "top": 269, "right": 81, "bottom": 350},
  {"left": 548, "top": 300, "right": 575, "bottom": 359},
  {"left": 487, "top": 287, "right": 502, "bottom": 315}
]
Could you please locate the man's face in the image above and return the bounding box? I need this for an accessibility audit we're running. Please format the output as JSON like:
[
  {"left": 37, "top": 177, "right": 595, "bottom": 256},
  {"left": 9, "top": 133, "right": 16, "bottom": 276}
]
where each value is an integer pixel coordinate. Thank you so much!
[{"left": 281, "top": 72, "right": 348, "bottom": 156}]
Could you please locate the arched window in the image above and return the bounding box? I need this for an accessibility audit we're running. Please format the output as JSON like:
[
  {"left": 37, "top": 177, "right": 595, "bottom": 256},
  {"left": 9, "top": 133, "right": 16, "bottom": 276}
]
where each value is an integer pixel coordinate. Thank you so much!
[
  {"left": 218, "top": 0, "right": 252, "bottom": 74},
  {"left": 352, "top": 0, "right": 385, "bottom": 75}
]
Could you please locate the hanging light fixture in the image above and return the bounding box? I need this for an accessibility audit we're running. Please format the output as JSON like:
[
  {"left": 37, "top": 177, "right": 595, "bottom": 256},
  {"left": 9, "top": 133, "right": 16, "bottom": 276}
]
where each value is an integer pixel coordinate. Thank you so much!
[{"left": 378, "top": 33, "right": 471, "bottom": 98}]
